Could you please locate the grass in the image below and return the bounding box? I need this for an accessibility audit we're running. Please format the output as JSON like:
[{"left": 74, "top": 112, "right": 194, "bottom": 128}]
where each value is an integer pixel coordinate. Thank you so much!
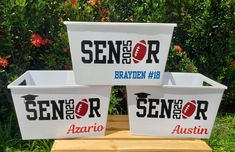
[
  {"left": 0, "top": 113, "right": 53, "bottom": 152},
  {"left": 0, "top": 112, "right": 234, "bottom": 152},
  {"left": 206, "top": 114, "right": 235, "bottom": 152}
]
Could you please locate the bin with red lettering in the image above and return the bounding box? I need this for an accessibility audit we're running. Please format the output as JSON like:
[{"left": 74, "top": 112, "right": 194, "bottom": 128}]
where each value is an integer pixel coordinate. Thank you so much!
[
  {"left": 64, "top": 21, "right": 176, "bottom": 85},
  {"left": 8, "top": 70, "right": 111, "bottom": 139},
  {"left": 127, "top": 72, "right": 227, "bottom": 138}
]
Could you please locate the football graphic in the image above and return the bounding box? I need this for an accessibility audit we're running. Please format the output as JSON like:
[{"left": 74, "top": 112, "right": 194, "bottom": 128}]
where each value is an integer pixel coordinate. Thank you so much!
[
  {"left": 132, "top": 40, "right": 147, "bottom": 63},
  {"left": 182, "top": 100, "right": 196, "bottom": 119},
  {"left": 75, "top": 99, "right": 89, "bottom": 119}
]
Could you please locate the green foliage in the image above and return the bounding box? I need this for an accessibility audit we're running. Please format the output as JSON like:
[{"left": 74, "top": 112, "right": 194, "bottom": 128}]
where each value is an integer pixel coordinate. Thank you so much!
[
  {"left": 161, "top": 0, "right": 235, "bottom": 107},
  {"left": 166, "top": 46, "right": 197, "bottom": 72},
  {"left": 0, "top": 113, "right": 53, "bottom": 152},
  {"left": 109, "top": 86, "right": 127, "bottom": 115}
]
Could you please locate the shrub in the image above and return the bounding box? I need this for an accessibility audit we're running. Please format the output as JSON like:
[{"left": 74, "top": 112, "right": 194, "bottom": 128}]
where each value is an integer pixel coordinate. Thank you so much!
[
  {"left": 161, "top": 1, "right": 235, "bottom": 112},
  {"left": 0, "top": 0, "right": 198, "bottom": 114}
]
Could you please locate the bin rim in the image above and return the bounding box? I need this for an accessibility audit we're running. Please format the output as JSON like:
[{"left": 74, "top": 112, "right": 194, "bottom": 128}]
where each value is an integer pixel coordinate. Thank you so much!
[
  {"left": 162, "top": 85, "right": 227, "bottom": 90},
  {"left": 8, "top": 85, "right": 112, "bottom": 90},
  {"left": 64, "top": 21, "right": 177, "bottom": 27},
  {"left": 7, "top": 70, "right": 112, "bottom": 90},
  {"left": 8, "top": 71, "right": 227, "bottom": 90},
  {"left": 127, "top": 72, "right": 227, "bottom": 90},
  {"left": 164, "top": 72, "right": 227, "bottom": 90}
]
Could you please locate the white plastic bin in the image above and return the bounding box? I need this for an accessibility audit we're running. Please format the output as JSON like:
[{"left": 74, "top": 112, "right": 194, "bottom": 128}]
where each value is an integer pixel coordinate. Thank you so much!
[
  {"left": 8, "top": 71, "right": 111, "bottom": 139},
  {"left": 64, "top": 21, "right": 176, "bottom": 85},
  {"left": 127, "top": 72, "right": 227, "bottom": 138}
]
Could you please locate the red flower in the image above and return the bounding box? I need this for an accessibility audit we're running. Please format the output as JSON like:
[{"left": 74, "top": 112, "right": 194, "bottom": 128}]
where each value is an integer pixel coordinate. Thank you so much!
[
  {"left": 30, "top": 34, "right": 44, "bottom": 47},
  {"left": 100, "top": 9, "right": 109, "bottom": 16},
  {"left": 100, "top": 17, "right": 108, "bottom": 22},
  {"left": 174, "top": 45, "right": 183, "bottom": 52},
  {"left": 0, "top": 57, "right": 9, "bottom": 68},
  {"left": 87, "top": 0, "right": 101, "bottom": 5},
  {"left": 42, "top": 38, "right": 52, "bottom": 45},
  {"left": 30, "top": 34, "right": 52, "bottom": 47},
  {"left": 70, "top": 0, "right": 77, "bottom": 5}
]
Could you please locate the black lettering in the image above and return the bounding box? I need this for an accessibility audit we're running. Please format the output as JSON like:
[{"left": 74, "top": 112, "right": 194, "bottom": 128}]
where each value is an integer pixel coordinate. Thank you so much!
[
  {"left": 38, "top": 100, "right": 50, "bottom": 120},
  {"left": 174, "top": 99, "right": 183, "bottom": 104},
  {"left": 66, "top": 104, "right": 74, "bottom": 110},
  {"left": 66, "top": 109, "right": 74, "bottom": 115},
  {"left": 195, "top": 100, "right": 208, "bottom": 120},
  {"left": 107, "top": 41, "right": 121, "bottom": 64},
  {"left": 51, "top": 100, "right": 64, "bottom": 120},
  {"left": 66, "top": 114, "right": 74, "bottom": 120},
  {"left": 94, "top": 41, "right": 106, "bottom": 64},
  {"left": 136, "top": 99, "right": 147, "bottom": 117},
  {"left": 81, "top": 40, "right": 93, "bottom": 63},
  {"left": 159, "top": 99, "right": 173, "bottom": 118},
  {"left": 174, "top": 104, "right": 182, "bottom": 110},
  {"left": 122, "top": 40, "right": 132, "bottom": 64},
  {"left": 66, "top": 99, "right": 74, "bottom": 105},
  {"left": 146, "top": 40, "right": 160, "bottom": 63},
  {"left": 122, "top": 58, "right": 131, "bottom": 64},
  {"left": 173, "top": 114, "right": 181, "bottom": 119},
  {"left": 123, "top": 40, "right": 132, "bottom": 48},
  {"left": 147, "top": 99, "right": 159, "bottom": 118},
  {"left": 65, "top": 99, "right": 74, "bottom": 110},
  {"left": 25, "top": 101, "right": 37, "bottom": 120},
  {"left": 65, "top": 99, "right": 74, "bottom": 120},
  {"left": 89, "top": 98, "right": 101, "bottom": 117}
]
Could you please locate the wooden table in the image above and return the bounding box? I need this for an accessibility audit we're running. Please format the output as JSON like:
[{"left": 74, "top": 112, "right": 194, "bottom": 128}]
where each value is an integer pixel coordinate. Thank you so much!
[{"left": 51, "top": 115, "right": 212, "bottom": 152}]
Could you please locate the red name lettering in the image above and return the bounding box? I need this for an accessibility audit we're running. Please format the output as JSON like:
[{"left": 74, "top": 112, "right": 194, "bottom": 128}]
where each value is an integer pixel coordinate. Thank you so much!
[
  {"left": 171, "top": 125, "right": 208, "bottom": 135},
  {"left": 67, "top": 123, "right": 104, "bottom": 134}
]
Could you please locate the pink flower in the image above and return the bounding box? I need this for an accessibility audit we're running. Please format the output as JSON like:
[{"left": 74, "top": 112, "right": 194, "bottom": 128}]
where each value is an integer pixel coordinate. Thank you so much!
[
  {"left": 174, "top": 45, "right": 183, "bottom": 52},
  {"left": 0, "top": 57, "right": 9, "bottom": 68}
]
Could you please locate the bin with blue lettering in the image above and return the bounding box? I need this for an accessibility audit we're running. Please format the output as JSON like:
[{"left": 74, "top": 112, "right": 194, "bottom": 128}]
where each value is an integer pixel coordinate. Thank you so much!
[
  {"left": 127, "top": 72, "right": 227, "bottom": 138},
  {"left": 64, "top": 21, "right": 176, "bottom": 85},
  {"left": 8, "top": 71, "right": 111, "bottom": 139}
]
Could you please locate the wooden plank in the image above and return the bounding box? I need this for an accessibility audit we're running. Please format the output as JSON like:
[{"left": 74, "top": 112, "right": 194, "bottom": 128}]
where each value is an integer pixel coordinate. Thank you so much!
[
  {"left": 51, "top": 115, "right": 212, "bottom": 152},
  {"left": 61, "top": 130, "right": 197, "bottom": 140},
  {"left": 105, "top": 131, "right": 199, "bottom": 140},
  {"left": 52, "top": 139, "right": 212, "bottom": 152},
  {"left": 106, "top": 121, "right": 129, "bottom": 130},
  {"left": 106, "top": 115, "right": 129, "bottom": 131},
  {"left": 107, "top": 115, "right": 129, "bottom": 122}
]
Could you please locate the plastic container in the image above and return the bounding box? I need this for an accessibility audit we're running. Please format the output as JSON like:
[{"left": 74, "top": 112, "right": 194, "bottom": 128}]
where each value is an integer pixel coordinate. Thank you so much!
[
  {"left": 64, "top": 21, "right": 177, "bottom": 85},
  {"left": 8, "top": 71, "right": 111, "bottom": 139},
  {"left": 127, "top": 72, "right": 227, "bottom": 138}
]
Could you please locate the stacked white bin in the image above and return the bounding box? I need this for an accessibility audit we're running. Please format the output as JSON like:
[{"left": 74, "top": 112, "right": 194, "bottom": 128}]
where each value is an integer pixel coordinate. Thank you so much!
[
  {"left": 8, "top": 71, "right": 111, "bottom": 139},
  {"left": 8, "top": 22, "right": 227, "bottom": 140}
]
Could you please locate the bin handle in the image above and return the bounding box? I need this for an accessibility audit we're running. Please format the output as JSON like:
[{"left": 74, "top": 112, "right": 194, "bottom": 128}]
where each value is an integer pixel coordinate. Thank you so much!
[
  {"left": 200, "top": 74, "right": 227, "bottom": 89},
  {"left": 8, "top": 71, "right": 34, "bottom": 88}
]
